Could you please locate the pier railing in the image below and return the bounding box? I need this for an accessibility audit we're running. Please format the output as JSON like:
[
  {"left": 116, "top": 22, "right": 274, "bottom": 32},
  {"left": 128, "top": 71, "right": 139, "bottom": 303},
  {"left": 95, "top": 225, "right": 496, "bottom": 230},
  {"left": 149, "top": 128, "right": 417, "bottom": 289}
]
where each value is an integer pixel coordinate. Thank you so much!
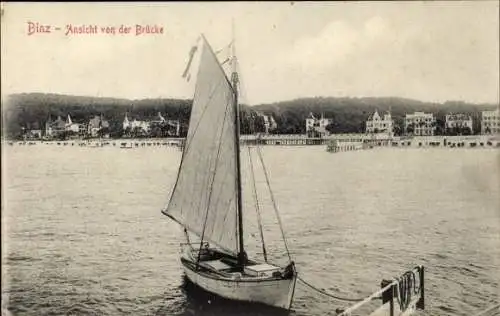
[{"left": 337, "top": 266, "right": 424, "bottom": 316}]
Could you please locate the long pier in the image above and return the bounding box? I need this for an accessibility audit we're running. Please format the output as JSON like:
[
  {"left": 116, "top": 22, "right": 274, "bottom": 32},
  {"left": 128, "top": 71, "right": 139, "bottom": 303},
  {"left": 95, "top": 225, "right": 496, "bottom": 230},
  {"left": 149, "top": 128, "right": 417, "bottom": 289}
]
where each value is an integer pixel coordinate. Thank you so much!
[{"left": 240, "top": 135, "right": 327, "bottom": 146}]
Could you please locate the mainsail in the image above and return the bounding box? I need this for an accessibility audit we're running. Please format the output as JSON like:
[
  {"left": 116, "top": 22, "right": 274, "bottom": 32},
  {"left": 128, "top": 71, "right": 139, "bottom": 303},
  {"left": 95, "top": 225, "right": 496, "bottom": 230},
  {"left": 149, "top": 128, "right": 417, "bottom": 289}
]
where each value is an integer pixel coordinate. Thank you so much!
[{"left": 163, "top": 36, "right": 239, "bottom": 255}]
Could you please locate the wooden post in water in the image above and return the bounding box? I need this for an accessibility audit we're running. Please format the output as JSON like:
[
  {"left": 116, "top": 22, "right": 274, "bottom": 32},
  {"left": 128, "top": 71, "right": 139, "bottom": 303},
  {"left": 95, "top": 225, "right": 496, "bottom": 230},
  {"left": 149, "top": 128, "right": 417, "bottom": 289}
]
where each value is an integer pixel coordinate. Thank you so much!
[{"left": 381, "top": 279, "right": 395, "bottom": 316}]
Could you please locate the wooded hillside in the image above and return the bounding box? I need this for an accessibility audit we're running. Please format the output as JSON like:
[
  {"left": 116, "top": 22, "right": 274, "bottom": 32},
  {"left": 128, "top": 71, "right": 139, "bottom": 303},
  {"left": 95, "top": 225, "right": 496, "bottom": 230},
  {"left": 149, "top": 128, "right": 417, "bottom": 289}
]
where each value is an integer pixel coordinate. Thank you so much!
[{"left": 2, "top": 93, "right": 497, "bottom": 138}]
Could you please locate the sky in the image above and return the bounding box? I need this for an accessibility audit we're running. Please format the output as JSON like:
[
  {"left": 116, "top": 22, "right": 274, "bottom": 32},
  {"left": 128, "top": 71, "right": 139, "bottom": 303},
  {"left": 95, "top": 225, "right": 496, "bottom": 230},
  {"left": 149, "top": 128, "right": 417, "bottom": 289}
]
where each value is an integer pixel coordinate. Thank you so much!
[{"left": 1, "top": 2, "right": 499, "bottom": 105}]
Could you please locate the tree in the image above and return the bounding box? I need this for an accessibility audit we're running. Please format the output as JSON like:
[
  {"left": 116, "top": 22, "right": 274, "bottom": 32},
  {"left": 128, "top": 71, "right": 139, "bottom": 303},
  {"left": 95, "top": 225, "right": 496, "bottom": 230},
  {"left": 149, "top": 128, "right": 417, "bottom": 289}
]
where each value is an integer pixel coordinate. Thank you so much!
[
  {"left": 393, "top": 124, "right": 402, "bottom": 136},
  {"left": 406, "top": 123, "right": 415, "bottom": 135},
  {"left": 149, "top": 123, "right": 163, "bottom": 138},
  {"left": 108, "top": 119, "right": 124, "bottom": 138},
  {"left": 57, "top": 130, "right": 70, "bottom": 141},
  {"left": 123, "top": 126, "right": 132, "bottom": 137},
  {"left": 253, "top": 115, "right": 266, "bottom": 134},
  {"left": 434, "top": 118, "right": 445, "bottom": 135},
  {"left": 98, "top": 127, "right": 110, "bottom": 138}
]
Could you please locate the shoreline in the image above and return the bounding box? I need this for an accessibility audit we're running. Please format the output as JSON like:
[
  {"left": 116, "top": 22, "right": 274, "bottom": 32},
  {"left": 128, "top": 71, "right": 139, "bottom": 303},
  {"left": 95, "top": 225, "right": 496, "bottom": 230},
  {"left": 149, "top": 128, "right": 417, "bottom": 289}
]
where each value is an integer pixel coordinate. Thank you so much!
[{"left": 2, "top": 134, "right": 500, "bottom": 149}]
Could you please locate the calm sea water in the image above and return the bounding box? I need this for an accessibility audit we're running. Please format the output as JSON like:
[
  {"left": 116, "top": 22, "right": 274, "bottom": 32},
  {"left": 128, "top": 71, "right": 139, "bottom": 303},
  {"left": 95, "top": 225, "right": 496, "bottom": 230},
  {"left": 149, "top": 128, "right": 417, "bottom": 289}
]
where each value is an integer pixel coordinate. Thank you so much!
[{"left": 2, "top": 144, "right": 499, "bottom": 316}]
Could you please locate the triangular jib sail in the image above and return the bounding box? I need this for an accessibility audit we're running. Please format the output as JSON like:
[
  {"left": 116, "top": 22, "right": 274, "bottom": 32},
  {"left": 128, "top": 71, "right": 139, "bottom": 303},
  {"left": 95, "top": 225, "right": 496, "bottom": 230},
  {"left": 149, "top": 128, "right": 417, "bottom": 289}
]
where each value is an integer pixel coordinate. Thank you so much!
[{"left": 163, "top": 36, "right": 239, "bottom": 255}]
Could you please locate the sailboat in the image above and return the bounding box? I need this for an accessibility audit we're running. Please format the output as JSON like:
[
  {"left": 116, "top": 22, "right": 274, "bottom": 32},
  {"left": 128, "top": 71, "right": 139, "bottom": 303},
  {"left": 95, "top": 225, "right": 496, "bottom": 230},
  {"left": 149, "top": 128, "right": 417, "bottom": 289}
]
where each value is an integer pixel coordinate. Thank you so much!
[{"left": 161, "top": 33, "right": 297, "bottom": 310}]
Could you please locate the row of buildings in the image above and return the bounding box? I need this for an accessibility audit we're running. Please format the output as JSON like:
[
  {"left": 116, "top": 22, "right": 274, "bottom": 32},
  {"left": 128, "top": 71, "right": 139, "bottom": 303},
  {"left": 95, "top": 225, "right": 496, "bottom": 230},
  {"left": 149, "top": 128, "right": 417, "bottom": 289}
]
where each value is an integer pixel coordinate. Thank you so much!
[
  {"left": 44, "top": 114, "right": 110, "bottom": 139},
  {"left": 122, "top": 112, "right": 180, "bottom": 137},
  {"left": 306, "top": 109, "right": 499, "bottom": 137},
  {"left": 25, "top": 112, "right": 181, "bottom": 140},
  {"left": 24, "top": 114, "right": 110, "bottom": 139},
  {"left": 25, "top": 111, "right": 275, "bottom": 140},
  {"left": 23, "top": 108, "right": 500, "bottom": 140}
]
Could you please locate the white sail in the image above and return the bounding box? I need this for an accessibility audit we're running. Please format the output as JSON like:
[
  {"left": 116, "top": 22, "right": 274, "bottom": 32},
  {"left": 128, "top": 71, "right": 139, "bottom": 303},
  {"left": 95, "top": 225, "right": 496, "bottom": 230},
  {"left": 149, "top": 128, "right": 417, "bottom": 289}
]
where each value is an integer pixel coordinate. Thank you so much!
[{"left": 164, "top": 36, "right": 239, "bottom": 254}]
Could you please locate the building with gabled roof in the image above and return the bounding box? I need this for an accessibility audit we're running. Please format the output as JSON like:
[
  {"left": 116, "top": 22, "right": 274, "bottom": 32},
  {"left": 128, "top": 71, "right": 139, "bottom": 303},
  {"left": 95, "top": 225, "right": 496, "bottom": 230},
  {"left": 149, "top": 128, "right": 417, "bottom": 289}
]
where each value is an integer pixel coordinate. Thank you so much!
[
  {"left": 305, "top": 112, "right": 332, "bottom": 137},
  {"left": 65, "top": 114, "right": 85, "bottom": 136},
  {"left": 123, "top": 112, "right": 180, "bottom": 137},
  {"left": 255, "top": 111, "right": 278, "bottom": 134},
  {"left": 365, "top": 110, "right": 394, "bottom": 137},
  {"left": 87, "top": 114, "right": 110, "bottom": 138},
  {"left": 45, "top": 115, "right": 66, "bottom": 138}
]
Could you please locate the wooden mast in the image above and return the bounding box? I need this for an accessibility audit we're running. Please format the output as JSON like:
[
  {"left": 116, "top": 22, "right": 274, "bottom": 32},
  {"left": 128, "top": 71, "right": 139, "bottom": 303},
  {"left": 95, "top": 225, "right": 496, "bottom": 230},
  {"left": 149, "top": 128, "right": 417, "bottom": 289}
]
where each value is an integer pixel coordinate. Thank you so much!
[{"left": 231, "top": 22, "right": 246, "bottom": 266}]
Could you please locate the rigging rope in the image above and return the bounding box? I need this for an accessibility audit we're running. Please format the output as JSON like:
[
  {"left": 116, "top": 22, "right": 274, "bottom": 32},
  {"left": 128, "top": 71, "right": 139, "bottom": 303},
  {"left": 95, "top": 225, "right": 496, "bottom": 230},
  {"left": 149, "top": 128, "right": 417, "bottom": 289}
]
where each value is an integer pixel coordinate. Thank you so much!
[
  {"left": 298, "top": 267, "right": 426, "bottom": 305},
  {"left": 232, "top": 51, "right": 393, "bottom": 308},
  {"left": 255, "top": 145, "right": 292, "bottom": 262},
  {"left": 239, "top": 58, "right": 292, "bottom": 262},
  {"left": 297, "top": 275, "right": 367, "bottom": 302},
  {"left": 247, "top": 146, "right": 268, "bottom": 262},
  {"left": 237, "top": 57, "right": 271, "bottom": 264}
]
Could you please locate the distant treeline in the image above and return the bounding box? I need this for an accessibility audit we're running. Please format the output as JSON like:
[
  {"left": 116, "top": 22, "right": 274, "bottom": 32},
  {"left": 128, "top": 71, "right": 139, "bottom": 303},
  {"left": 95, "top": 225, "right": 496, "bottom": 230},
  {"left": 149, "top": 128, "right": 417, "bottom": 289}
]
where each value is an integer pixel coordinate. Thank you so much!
[
  {"left": 2, "top": 93, "right": 192, "bottom": 138},
  {"left": 2, "top": 93, "right": 498, "bottom": 138},
  {"left": 1, "top": 93, "right": 265, "bottom": 138}
]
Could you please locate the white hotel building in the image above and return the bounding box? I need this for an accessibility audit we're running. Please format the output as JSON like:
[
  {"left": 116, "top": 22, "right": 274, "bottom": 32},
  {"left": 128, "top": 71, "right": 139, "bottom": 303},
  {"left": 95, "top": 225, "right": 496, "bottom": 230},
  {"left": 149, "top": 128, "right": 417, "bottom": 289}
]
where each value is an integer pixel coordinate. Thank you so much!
[
  {"left": 481, "top": 109, "right": 499, "bottom": 135},
  {"left": 404, "top": 112, "right": 436, "bottom": 136},
  {"left": 445, "top": 114, "right": 473, "bottom": 134}
]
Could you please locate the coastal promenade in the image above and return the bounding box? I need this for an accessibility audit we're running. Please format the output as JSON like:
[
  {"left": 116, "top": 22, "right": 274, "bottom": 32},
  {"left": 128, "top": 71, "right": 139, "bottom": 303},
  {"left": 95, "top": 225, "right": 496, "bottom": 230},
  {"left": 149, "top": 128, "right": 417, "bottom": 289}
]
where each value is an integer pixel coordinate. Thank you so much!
[
  {"left": 3, "top": 138, "right": 185, "bottom": 148},
  {"left": 3, "top": 135, "right": 328, "bottom": 148},
  {"left": 326, "top": 134, "right": 500, "bottom": 152},
  {"left": 3, "top": 134, "right": 500, "bottom": 150}
]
